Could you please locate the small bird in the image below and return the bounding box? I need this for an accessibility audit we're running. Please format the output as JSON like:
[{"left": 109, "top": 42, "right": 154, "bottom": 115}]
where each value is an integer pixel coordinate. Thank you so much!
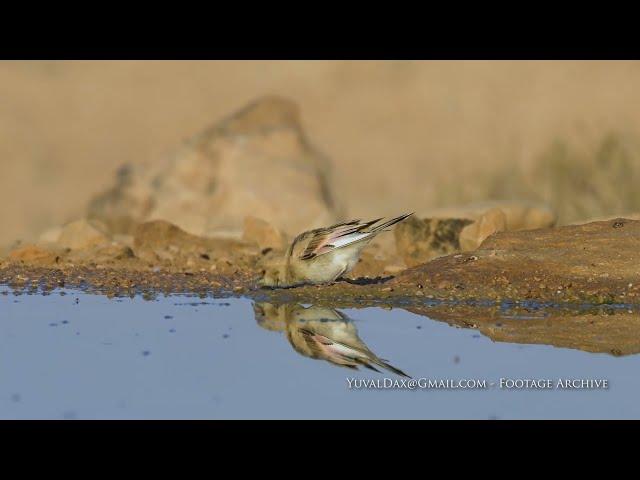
[
  {"left": 258, "top": 213, "right": 413, "bottom": 287},
  {"left": 253, "top": 302, "right": 410, "bottom": 377}
]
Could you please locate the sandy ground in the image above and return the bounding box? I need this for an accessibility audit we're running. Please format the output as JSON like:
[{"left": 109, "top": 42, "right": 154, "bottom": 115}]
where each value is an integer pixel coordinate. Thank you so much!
[{"left": 3, "top": 60, "right": 640, "bottom": 246}]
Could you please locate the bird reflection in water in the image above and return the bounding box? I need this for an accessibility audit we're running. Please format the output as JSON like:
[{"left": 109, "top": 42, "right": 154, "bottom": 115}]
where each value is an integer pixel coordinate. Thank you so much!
[{"left": 253, "top": 302, "right": 409, "bottom": 377}]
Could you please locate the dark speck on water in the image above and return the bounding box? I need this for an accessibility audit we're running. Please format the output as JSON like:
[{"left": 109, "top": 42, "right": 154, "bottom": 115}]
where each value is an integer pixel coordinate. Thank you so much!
[
  {"left": 10, "top": 393, "right": 21, "bottom": 403},
  {"left": 62, "top": 320, "right": 69, "bottom": 324},
  {"left": 169, "top": 328, "right": 176, "bottom": 333},
  {"left": 222, "top": 334, "right": 229, "bottom": 339},
  {"left": 416, "top": 325, "right": 422, "bottom": 330},
  {"left": 142, "top": 350, "right": 151, "bottom": 356},
  {"left": 164, "top": 315, "right": 173, "bottom": 319},
  {"left": 49, "top": 322, "right": 57, "bottom": 327}
]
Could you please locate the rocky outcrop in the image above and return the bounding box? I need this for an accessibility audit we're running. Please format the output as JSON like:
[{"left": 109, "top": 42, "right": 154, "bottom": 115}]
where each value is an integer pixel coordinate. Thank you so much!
[
  {"left": 393, "top": 218, "right": 640, "bottom": 303},
  {"left": 88, "top": 96, "right": 343, "bottom": 238},
  {"left": 132, "top": 220, "right": 259, "bottom": 272}
]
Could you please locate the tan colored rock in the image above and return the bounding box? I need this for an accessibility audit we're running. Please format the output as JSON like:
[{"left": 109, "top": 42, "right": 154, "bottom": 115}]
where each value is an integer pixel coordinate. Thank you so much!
[
  {"left": 8, "top": 244, "right": 62, "bottom": 265},
  {"left": 459, "top": 207, "right": 507, "bottom": 251},
  {"left": 394, "top": 216, "right": 473, "bottom": 267},
  {"left": 57, "top": 219, "right": 111, "bottom": 250},
  {"left": 242, "top": 216, "right": 287, "bottom": 251},
  {"left": 420, "top": 201, "right": 556, "bottom": 231},
  {"left": 88, "top": 96, "right": 343, "bottom": 238},
  {"left": 132, "top": 220, "right": 258, "bottom": 268}
]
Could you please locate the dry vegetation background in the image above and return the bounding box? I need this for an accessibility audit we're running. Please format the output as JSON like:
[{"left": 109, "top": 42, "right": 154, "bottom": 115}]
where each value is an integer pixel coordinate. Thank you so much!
[{"left": 2, "top": 60, "right": 640, "bottom": 247}]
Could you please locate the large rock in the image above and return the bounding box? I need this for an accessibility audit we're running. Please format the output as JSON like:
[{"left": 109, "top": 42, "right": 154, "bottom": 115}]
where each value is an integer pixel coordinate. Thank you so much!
[
  {"left": 57, "top": 219, "right": 111, "bottom": 250},
  {"left": 393, "top": 218, "right": 640, "bottom": 303},
  {"left": 88, "top": 96, "right": 343, "bottom": 238}
]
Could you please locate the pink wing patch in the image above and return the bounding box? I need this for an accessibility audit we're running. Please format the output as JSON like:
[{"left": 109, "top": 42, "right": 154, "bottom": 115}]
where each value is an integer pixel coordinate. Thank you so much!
[{"left": 299, "top": 219, "right": 382, "bottom": 260}]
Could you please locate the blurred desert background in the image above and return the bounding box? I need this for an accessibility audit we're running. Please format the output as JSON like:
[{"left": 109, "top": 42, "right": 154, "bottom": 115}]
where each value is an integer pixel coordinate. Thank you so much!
[{"left": 3, "top": 60, "right": 640, "bottom": 248}]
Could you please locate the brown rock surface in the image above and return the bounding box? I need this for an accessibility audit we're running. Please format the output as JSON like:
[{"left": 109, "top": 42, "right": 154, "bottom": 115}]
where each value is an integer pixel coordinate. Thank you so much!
[
  {"left": 393, "top": 218, "right": 640, "bottom": 303},
  {"left": 88, "top": 96, "right": 343, "bottom": 238},
  {"left": 8, "top": 244, "right": 64, "bottom": 265},
  {"left": 132, "top": 220, "right": 260, "bottom": 274}
]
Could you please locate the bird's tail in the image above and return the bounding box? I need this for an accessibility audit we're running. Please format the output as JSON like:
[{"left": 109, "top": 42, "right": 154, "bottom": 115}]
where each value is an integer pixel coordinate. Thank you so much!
[
  {"left": 373, "top": 358, "right": 412, "bottom": 378},
  {"left": 367, "top": 213, "right": 414, "bottom": 234}
]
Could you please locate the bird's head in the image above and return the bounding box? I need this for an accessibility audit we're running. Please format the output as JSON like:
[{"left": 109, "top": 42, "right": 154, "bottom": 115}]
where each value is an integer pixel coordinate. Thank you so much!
[{"left": 256, "top": 263, "right": 284, "bottom": 288}]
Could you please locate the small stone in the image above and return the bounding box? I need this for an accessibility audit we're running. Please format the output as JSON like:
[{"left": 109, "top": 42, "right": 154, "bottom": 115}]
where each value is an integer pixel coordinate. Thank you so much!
[{"left": 57, "top": 219, "right": 111, "bottom": 250}]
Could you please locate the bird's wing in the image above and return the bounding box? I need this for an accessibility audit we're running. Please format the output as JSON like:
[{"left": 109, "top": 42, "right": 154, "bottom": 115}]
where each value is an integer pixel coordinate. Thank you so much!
[
  {"left": 297, "top": 214, "right": 413, "bottom": 261},
  {"left": 298, "top": 218, "right": 383, "bottom": 260},
  {"left": 299, "top": 329, "right": 369, "bottom": 365},
  {"left": 297, "top": 328, "right": 410, "bottom": 377}
]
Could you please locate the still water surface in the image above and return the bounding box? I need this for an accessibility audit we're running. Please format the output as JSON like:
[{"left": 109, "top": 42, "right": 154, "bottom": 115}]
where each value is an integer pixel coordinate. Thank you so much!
[{"left": 1, "top": 289, "right": 638, "bottom": 419}]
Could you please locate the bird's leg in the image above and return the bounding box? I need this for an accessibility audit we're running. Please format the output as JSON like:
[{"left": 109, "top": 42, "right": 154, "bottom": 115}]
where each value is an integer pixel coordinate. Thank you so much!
[{"left": 332, "top": 266, "right": 349, "bottom": 284}]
